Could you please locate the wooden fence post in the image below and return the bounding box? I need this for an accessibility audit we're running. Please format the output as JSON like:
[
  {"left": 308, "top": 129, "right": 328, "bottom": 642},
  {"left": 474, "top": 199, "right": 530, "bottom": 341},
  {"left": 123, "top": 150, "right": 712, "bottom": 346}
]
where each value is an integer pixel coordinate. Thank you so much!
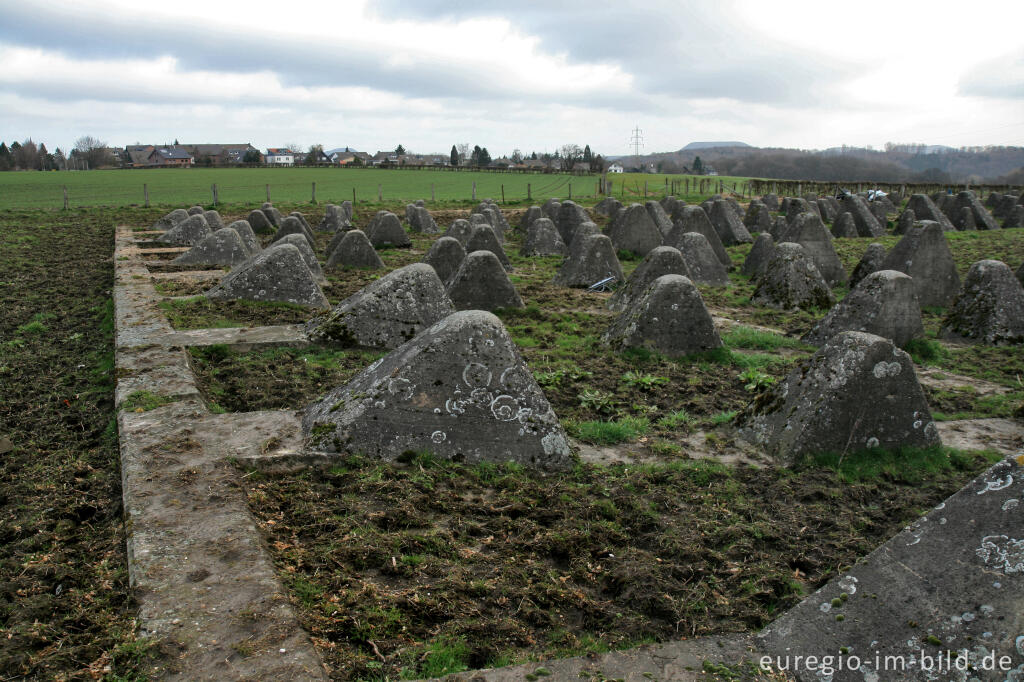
[
  {"left": 266, "top": 184, "right": 270, "bottom": 202},
  {"left": 212, "top": 184, "right": 218, "bottom": 206},
  {"left": 472, "top": 182, "right": 476, "bottom": 201},
  {"left": 63, "top": 186, "right": 68, "bottom": 210},
  {"left": 431, "top": 183, "right": 435, "bottom": 202},
  {"left": 501, "top": 184, "right": 505, "bottom": 203},
  {"left": 643, "top": 181, "right": 648, "bottom": 198},
  {"left": 527, "top": 183, "right": 531, "bottom": 201},
  {"left": 352, "top": 187, "right": 356, "bottom": 204},
  {"left": 378, "top": 184, "right": 382, "bottom": 202},
  {"left": 311, "top": 182, "right": 317, "bottom": 204},
  {"left": 568, "top": 183, "right": 572, "bottom": 200},
  {"left": 144, "top": 183, "right": 149, "bottom": 208}
]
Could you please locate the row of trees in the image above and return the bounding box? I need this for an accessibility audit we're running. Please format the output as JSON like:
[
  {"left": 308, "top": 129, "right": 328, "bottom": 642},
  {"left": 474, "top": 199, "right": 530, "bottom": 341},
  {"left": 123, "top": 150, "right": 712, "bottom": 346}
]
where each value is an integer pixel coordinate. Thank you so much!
[
  {"left": 0, "top": 139, "right": 64, "bottom": 171},
  {"left": 0, "top": 136, "right": 118, "bottom": 171}
]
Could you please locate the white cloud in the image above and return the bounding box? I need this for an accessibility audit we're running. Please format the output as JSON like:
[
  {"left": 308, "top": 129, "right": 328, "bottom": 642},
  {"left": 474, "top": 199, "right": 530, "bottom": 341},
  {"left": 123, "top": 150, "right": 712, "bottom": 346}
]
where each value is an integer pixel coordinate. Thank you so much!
[{"left": 1, "top": 0, "right": 1023, "bottom": 153}]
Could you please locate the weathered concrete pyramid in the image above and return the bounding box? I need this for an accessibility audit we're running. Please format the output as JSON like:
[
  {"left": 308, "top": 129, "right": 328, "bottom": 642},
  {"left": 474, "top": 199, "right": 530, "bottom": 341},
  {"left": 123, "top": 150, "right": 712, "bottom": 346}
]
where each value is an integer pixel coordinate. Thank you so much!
[
  {"left": 940, "top": 260, "right": 1024, "bottom": 345},
  {"left": 849, "top": 242, "right": 887, "bottom": 288},
  {"left": 708, "top": 199, "right": 753, "bottom": 245},
  {"left": 276, "top": 234, "right": 325, "bottom": 282},
  {"left": 520, "top": 218, "right": 567, "bottom": 257},
  {"left": 991, "top": 193, "right": 1019, "bottom": 220},
  {"left": 603, "top": 274, "right": 722, "bottom": 357},
  {"left": 261, "top": 203, "right": 284, "bottom": 228},
  {"left": 947, "top": 191, "right": 999, "bottom": 230},
  {"left": 666, "top": 207, "right": 730, "bottom": 266},
  {"left": 956, "top": 206, "right": 976, "bottom": 231},
  {"left": 541, "top": 198, "right": 561, "bottom": 221},
  {"left": 407, "top": 205, "right": 440, "bottom": 234},
  {"left": 479, "top": 202, "right": 511, "bottom": 241},
  {"left": 894, "top": 208, "right": 915, "bottom": 235},
  {"left": 607, "top": 246, "right": 690, "bottom": 312},
  {"left": 203, "top": 210, "right": 225, "bottom": 231},
  {"left": 835, "top": 194, "right": 885, "bottom": 237},
  {"left": 227, "top": 220, "right": 261, "bottom": 256},
  {"left": 605, "top": 204, "right": 663, "bottom": 256},
  {"left": 173, "top": 228, "right": 250, "bottom": 267},
  {"left": 831, "top": 212, "right": 858, "bottom": 238},
  {"left": 906, "top": 194, "right": 955, "bottom": 231},
  {"left": 325, "top": 230, "right": 384, "bottom": 270},
  {"left": 816, "top": 198, "right": 836, "bottom": 223},
  {"left": 519, "top": 206, "right": 543, "bottom": 231},
  {"left": 553, "top": 234, "right": 624, "bottom": 288},
  {"left": 785, "top": 198, "right": 813, "bottom": 225},
  {"left": 302, "top": 310, "right": 572, "bottom": 469},
  {"left": 768, "top": 215, "right": 788, "bottom": 241},
  {"left": 869, "top": 200, "right": 888, "bottom": 227},
  {"left": 206, "top": 243, "right": 328, "bottom": 309},
  {"left": 659, "top": 195, "right": 679, "bottom": 214},
  {"left": 445, "top": 251, "right": 523, "bottom": 311},
  {"left": 271, "top": 215, "right": 316, "bottom": 251},
  {"left": 187, "top": 205, "right": 204, "bottom": 216},
  {"left": 594, "top": 197, "right": 623, "bottom": 217},
  {"left": 760, "top": 193, "right": 780, "bottom": 211},
  {"left": 738, "top": 331, "right": 940, "bottom": 465},
  {"left": 445, "top": 219, "right": 473, "bottom": 246},
  {"left": 645, "top": 201, "right": 674, "bottom": 238},
  {"left": 741, "top": 233, "right": 775, "bottom": 279},
  {"left": 158, "top": 213, "right": 211, "bottom": 246},
  {"left": 365, "top": 211, "right": 411, "bottom": 248},
  {"left": 465, "top": 225, "right": 511, "bottom": 271},
  {"left": 880, "top": 222, "right": 961, "bottom": 307},
  {"left": 318, "top": 203, "right": 352, "bottom": 232},
  {"left": 803, "top": 270, "right": 924, "bottom": 347},
  {"left": 1004, "top": 205, "right": 1024, "bottom": 229},
  {"left": 743, "top": 201, "right": 772, "bottom": 233},
  {"left": 306, "top": 263, "right": 454, "bottom": 349},
  {"left": 675, "top": 232, "right": 730, "bottom": 286},
  {"left": 752, "top": 242, "right": 835, "bottom": 310},
  {"left": 555, "top": 200, "right": 591, "bottom": 245},
  {"left": 568, "top": 222, "right": 601, "bottom": 256},
  {"left": 247, "top": 209, "right": 274, "bottom": 235},
  {"left": 422, "top": 236, "right": 466, "bottom": 283},
  {"left": 153, "top": 208, "right": 188, "bottom": 230},
  {"left": 479, "top": 208, "right": 505, "bottom": 242},
  {"left": 469, "top": 213, "right": 490, "bottom": 228},
  {"left": 781, "top": 212, "right": 847, "bottom": 286}
]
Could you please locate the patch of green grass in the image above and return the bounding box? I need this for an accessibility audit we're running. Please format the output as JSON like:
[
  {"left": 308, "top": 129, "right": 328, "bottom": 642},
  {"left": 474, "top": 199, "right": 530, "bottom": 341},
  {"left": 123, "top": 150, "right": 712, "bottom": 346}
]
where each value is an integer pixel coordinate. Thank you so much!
[
  {"left": 120, "top": 390, "right": 176, "bottom": 412},
  {"left": 721, "top": 326, "right": 809, "bottom": 351},
  {"left": 708, "top": 410, "right": 737, "bottom": 426},
  {"left": 656, "top": 409, "right": 695, "bottom": 430},
  {"left": 904, "top": 338, "right": 947, "bottom": 364},
  {"left": 568, "top": 417, "right": 649, "bottom": 444},
  {"left": 806, "top": 446, "right": 1002, "bottom": 483},
  {"left": 402, "top": 638, "right": 471, "bottom": 679}
]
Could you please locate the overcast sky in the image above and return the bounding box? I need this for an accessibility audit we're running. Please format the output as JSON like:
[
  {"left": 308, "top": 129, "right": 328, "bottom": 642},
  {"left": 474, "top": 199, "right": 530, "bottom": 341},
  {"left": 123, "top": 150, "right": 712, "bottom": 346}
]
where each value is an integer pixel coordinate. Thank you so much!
[{"left": 1, "top": 0, "right": 1023, "bottom": 157}]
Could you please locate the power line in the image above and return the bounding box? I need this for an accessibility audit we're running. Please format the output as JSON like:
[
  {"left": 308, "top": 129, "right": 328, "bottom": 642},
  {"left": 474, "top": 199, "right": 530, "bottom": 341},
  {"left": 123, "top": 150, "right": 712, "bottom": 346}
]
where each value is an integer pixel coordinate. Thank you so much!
[{"left": 629, "top": 125, "right": 644, "bottom": 158}]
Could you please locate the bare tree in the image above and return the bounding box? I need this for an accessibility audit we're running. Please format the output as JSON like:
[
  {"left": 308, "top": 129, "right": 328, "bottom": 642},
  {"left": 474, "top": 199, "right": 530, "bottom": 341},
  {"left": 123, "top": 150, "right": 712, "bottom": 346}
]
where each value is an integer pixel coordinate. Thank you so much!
[
  {"left": 74, "top": 136, "right": 112, "bottom": 169},
  {"left": 559, "top": 144, "right": 582, "bottom": 171},
  {"left": 456, "top": 143, "right": 469, "bottom": 165}
]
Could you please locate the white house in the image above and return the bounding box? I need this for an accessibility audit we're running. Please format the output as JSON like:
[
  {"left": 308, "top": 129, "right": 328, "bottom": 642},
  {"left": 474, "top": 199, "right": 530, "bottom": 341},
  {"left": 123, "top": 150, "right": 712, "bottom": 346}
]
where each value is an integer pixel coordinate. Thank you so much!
[
  {"left": 607, "top": 163, "right": 624, "bottom": 173},
  {"left": 265, "top": 148, "right": 296, "bottom": 165}
]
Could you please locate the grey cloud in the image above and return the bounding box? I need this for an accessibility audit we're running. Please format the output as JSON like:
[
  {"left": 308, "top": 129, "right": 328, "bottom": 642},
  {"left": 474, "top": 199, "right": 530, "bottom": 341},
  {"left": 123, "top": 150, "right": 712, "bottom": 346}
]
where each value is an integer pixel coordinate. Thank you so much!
[
  {"left": 372, "top": 0, "right": 853, "bottom": 105},
  {"left": 0, "top": 1, "right": 632, "bottom": 109}
]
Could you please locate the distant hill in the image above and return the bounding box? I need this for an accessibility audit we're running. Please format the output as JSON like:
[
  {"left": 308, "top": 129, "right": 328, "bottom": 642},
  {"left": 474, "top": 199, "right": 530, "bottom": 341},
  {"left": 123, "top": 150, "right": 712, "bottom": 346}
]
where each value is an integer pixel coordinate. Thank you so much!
[{"left": 681, "top": 141, "right": 752, "bottom": 151}]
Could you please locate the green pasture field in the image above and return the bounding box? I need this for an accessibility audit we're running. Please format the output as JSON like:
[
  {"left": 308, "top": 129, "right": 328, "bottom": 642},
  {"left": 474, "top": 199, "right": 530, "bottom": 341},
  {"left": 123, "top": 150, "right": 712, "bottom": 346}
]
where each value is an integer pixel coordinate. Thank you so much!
[{"left": 0, "top": 167, "right": 754, "bottom": 211}]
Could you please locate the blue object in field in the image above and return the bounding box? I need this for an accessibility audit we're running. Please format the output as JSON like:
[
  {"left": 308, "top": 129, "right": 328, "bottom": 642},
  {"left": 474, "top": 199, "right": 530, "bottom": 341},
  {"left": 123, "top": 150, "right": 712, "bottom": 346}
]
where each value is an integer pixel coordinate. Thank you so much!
[{"left": 588, "top": 276, "right": 617, "bottom": 292}]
